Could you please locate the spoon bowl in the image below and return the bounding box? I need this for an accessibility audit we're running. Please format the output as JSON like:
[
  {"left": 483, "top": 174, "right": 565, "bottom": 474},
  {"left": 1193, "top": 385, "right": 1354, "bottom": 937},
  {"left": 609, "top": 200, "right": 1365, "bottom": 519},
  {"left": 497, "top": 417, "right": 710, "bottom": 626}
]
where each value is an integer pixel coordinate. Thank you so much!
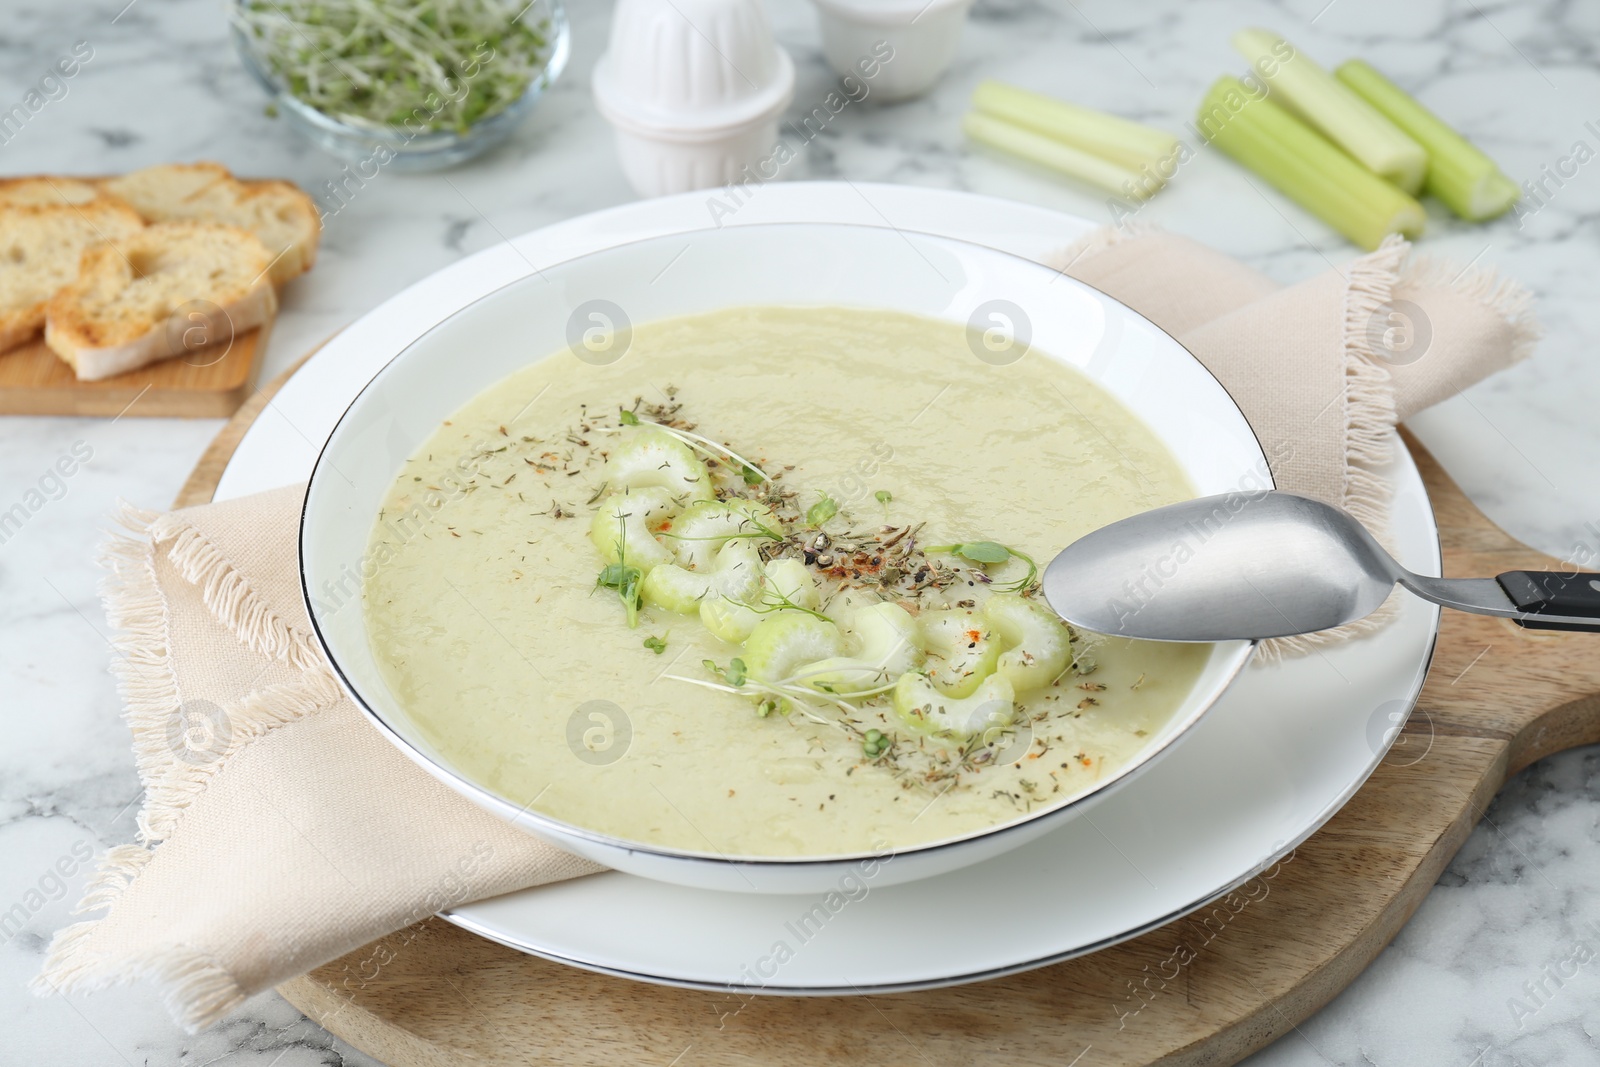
[{"left": 1044, "top": 491, "right": 1600, "bottom": 640}]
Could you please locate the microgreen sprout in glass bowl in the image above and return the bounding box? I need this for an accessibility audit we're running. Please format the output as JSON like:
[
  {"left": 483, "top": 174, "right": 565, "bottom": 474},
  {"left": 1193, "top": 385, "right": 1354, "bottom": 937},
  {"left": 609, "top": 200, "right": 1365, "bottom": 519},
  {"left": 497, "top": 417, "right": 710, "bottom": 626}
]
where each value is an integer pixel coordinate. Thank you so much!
[{"left": 229, "top": 0, "right": 569, "bottom": 170}]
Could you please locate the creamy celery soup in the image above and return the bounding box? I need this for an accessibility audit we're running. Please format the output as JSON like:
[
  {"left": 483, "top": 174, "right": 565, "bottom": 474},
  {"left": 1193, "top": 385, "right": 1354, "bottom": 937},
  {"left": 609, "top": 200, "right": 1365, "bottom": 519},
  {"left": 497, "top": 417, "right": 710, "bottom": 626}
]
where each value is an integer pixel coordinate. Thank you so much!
[{"left": 362, "top": 306, "right": 1210, "bottom": 857}]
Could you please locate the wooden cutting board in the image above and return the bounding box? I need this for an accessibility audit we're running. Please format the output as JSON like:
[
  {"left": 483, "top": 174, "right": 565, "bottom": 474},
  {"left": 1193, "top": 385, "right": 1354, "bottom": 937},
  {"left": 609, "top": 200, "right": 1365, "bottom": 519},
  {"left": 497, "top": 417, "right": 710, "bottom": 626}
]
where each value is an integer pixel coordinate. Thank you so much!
[
  {"left": 177, "top": 355, "right": 1600, "bottom": 1067},
  {"left": 0, "top": 319, "right": 270, "bottom": 418}
]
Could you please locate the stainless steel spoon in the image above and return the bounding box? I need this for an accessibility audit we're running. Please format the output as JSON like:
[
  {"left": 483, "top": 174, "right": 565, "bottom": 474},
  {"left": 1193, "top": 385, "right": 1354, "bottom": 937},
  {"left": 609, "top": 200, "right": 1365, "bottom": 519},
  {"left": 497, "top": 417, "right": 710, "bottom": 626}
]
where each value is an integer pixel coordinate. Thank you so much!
[{"left": 1042, "top": 491, "right": 1600, "bottom": 641}]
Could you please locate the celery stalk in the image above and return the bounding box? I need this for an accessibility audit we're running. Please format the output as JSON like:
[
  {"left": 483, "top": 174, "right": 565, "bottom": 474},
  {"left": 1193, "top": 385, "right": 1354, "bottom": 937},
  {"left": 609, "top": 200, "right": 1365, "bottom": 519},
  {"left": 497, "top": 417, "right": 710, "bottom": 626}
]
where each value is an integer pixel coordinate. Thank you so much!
[
  {"left": 1334, "top": 59, "right": 1519, "bottom": 221},
  {"left": 1233, "top": 28, "right": 1427, "bottom": 195},
  {"left": 1198, "top": 76, "right": 1425, "bottom": 250},
  {"left": 1486, "top": 172, "right": 1522, "bottom": 208},
  {"left": 962, "top": 112, "right": 1156, "bottom": 199},
  {"left": 971, "top": 81, "right": 1178, "bottom": 172}
]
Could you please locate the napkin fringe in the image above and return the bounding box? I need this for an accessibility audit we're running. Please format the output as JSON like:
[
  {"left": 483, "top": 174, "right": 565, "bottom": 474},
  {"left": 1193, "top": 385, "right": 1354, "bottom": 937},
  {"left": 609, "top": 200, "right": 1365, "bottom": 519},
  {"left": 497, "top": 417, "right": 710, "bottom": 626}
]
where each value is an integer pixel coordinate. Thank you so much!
[
  {"left": 141, "top": 671, "right": 344, "bottom": 842},
  {"left": 149, "top": 511, "right": 323, "bottom": 672},
  {"left": 34, "top": 919, "right": 244, "bottom": 1033},
  {"left": 1340, "top": 235, "right": 1407, "bottom": 536},
  {"left": 1402, "top": 254, "right": 1542, "bottom": 365},
  {"left": 37, "top": 509, "right": 248, "bottom": 1028},
  {"left": 98, "top": 503, "right": 188, "bottom": 827},
  {"left": 72, "top": 844, "right": 152, "bottom": 915},
  {"left": 36, "top": 506, "right": 339, "bottom": 1029},
  {"left": 1259, "top": 236, "right": 1409, "bottom": 662}
]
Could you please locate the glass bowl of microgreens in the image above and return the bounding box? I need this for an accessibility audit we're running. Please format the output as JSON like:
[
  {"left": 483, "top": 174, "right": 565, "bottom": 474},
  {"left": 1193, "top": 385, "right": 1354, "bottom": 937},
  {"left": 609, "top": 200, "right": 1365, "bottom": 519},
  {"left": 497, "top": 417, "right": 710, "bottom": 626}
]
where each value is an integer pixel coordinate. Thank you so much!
[{"left": 229, "top": 0, "right": 569, "bottom": 171}]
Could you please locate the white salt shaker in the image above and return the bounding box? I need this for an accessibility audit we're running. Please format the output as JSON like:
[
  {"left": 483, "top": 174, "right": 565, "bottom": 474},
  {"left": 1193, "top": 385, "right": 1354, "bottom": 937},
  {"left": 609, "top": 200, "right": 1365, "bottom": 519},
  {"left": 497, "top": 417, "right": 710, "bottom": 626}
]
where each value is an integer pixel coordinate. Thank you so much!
[
  {"left": 592, "top": 0, "right": 796, "bottom": 197},
  {"left": 811, "top": 0, "right": 974, "bottom": 103}
]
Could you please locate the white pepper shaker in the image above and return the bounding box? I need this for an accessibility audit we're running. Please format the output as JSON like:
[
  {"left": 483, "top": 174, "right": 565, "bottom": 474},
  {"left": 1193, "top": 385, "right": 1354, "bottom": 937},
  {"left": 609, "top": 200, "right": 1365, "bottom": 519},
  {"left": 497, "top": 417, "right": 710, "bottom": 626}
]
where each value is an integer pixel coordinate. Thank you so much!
[{"left": 592, "top": 0, "right": 797, "bottom": 197}]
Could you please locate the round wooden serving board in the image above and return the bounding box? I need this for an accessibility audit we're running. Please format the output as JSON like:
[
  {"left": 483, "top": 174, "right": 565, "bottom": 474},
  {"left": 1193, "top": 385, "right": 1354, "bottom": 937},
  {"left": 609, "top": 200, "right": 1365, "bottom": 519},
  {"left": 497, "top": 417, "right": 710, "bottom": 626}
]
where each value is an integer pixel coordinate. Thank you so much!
[{"left": 176, "top": 356, "right": 1600, "bottom": 1067}]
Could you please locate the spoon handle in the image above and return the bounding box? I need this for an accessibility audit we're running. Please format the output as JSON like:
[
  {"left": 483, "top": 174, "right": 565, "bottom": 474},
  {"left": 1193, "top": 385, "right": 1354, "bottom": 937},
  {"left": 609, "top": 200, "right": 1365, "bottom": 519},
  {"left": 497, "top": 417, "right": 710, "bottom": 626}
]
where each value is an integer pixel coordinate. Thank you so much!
[{"left": 1497, "top": 571, "right": 1600, "bottom": 632}]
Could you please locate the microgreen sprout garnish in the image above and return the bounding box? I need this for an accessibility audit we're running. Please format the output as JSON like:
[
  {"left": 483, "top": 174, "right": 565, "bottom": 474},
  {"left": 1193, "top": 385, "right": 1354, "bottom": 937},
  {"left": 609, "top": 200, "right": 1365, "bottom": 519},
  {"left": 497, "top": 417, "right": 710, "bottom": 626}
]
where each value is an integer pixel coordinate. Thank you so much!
[
  {"left": 672, "top": 673, "right": 812, "bottom": 721},
  {"left": 874, "top": 489, "right": 892, "bottom": 517},
  {"left": 663, "top": 667, "right": 1018, "bottom": 784},
  {"left": 927, "top": 540, "right": 1008, "bottom": 563},
  {"left": 597, "top": 562, "right": 643, "bottom": 627},
  {"left": 741, "top": 464, "right": 766, "bottom": 486},
  {"left": 862, "top": 729, "right": 892, "bottom": 759},
  {"left": 643, "top": 634, "right": 667, "bottom": 655},
  {"left": 619, "top": 409, "right": 639, "bottom": 426},
  {"left": 703, "top": 657, "right": 749, "bottom": 687},
  {"left": 925, "top": 541, "right": 1039, "bottom": 593},
  {"left": 232, "top": 0, "right": 555, "bottom": 135},
  {"left": 693, "top": 660, "right": 897, "bottom": 706},
  {"left": 806, "top": 493, "right": 838, "bottom": 527},
  {"left": 596, "top": 515, "right": 643, "bottom": 627},
  {"left": 745, "top": 588, "right": 831, "bottom": 623},
  {"left": 672, "top": 669, "right": 872, "bottom": 727}
]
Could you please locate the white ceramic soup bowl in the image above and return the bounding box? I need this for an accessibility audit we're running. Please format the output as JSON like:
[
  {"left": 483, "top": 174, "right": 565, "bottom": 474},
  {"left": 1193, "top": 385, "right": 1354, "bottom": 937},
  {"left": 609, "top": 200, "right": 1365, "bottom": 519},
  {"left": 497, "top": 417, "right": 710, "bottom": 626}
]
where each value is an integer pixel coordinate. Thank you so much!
[{"left": 301, "top": 222, "right": 1266, "bottom": 894}]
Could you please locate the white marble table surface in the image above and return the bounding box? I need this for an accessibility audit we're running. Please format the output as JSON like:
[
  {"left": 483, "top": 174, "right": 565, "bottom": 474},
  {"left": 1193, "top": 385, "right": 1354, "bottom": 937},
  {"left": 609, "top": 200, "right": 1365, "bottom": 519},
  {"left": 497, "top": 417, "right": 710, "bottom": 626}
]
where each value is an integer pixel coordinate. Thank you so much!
[{"left": 4, "top": 0, "right": 1598, "bottom": 1063}]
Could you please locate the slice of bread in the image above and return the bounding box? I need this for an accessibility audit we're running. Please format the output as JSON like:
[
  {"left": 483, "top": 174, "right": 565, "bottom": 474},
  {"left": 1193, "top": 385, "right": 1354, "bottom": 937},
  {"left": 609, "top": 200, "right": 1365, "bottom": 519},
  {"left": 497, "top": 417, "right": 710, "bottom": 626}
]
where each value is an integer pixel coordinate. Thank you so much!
[
  {"left": 0, "top": 199, "right": 145, "bottom": 352},
  {"left": 44, "top": 220, "right": 278, "bottom": 381},
  {"left": 100, "top": 163, "right": 320, "bottom": 286},
  {"left": 0, "top": 177, "right": 112, "bottom": 207},
  {"left": 98, "top": 161, "right": 231, "bottom": 211}
]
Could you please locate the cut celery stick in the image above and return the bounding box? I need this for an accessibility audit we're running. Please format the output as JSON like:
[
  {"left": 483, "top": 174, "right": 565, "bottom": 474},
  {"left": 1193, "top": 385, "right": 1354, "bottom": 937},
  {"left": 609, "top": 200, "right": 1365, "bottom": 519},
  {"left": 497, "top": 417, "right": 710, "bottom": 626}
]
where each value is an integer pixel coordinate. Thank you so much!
[
  {"left": 1486, "top": 172, "right": 1522, "bottom": 208},
  {"left": 1199, "top": 76, "right": 1424, "bottom": 250},
  {"left": 971, "top": 80, "right": 1178, "bottom": 172},
  {"left": 1233, "top": 28, "right": 1427, "bottom": 195},
  {"left": 963, "top": 112, "right": 1155, "bottom": 199},
  {"left": 1334, "top": 59, "right": 1519, "bottom": 221}
]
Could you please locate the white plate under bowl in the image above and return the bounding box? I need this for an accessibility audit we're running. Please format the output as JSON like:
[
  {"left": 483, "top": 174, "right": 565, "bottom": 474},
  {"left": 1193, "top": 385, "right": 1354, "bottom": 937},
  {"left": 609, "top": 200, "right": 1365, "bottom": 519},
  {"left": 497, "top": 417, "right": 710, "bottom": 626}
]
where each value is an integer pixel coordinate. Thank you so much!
[
  {"left": 216, "top": 182, "right": 1439, "bottom": 992},
  {"left": 446, "top": 438, "right": 1437, "bottom": 993},
  {"left": 299, "top": 221, "right": 1264, "bottom": 893}
]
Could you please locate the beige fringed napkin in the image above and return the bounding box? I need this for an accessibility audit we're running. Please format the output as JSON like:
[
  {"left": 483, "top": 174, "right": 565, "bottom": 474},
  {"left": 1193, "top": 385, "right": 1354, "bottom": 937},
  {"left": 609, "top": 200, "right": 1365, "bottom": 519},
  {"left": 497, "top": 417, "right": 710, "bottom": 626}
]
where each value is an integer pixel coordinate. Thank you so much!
[{"left": 37, "top": 226, "right": 1537, "bottom": 1031}]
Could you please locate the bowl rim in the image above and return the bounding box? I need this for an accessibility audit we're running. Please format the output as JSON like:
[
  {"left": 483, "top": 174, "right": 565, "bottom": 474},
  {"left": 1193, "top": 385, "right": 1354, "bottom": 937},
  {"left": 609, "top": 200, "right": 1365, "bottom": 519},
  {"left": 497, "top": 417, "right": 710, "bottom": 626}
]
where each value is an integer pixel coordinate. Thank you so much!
[{"left": 299, "top": 220, "right": 1270, "bottom": 869}]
